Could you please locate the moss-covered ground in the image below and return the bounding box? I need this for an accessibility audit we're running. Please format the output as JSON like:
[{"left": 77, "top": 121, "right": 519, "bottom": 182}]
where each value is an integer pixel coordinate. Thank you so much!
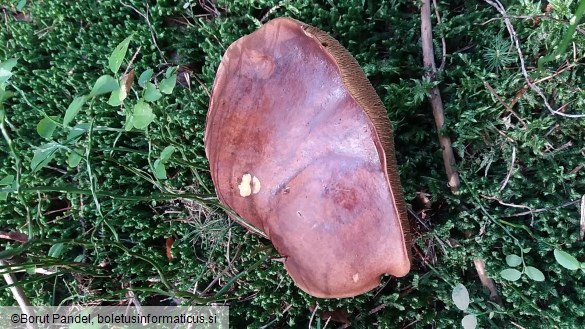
[{"left": 1, "top": 0, "right": 585, "bottom": 327}]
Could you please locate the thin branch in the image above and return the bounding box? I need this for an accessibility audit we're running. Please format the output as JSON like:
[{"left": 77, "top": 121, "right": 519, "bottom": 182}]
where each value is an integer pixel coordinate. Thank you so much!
[
  {"left": 0, "top": 259, "right": 34, "bottom": 329},
  {"left": 579, "top": 194, "right": 585, "bottom": 240},
  {"left": 509, "top": 61, "right": 575, "bottom": 109},
  {"left": 483, "top": 81, "right": 528, "bottom": 128},
  {"left": 120, "top": 2, "right": 166, "bottom": 62},
  {"left": 480, "top": 15, "right": 585, "bottom": 36},
  {"left": 484, "top": 0, "right": 585, "bottom": 118},
  {"left": 421, "top": 0, "right": 461, "bottom": 193},
  {"left": 481, "top": 194, "right": 535, "bottom": 225},
  {"left": 499, "top": 145, "right": 516, "bottom": 192},
  {"left": 308, "top": 303, "right": 319, "bottom": 328},
  {"left": 473, "top": 258, "right": 502, "bottom": 305},
  {"left": 261, "top": 1, "right": 287, "bottom": 23},
  {"left": 502, "top": 199, "right": 579, "bottom": 218}
]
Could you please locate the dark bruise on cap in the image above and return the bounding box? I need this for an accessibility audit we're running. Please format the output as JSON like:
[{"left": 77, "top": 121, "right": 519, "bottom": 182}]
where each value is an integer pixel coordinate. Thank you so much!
[{"left": 205, "top": 17, "right": 411, "bottom": 298}]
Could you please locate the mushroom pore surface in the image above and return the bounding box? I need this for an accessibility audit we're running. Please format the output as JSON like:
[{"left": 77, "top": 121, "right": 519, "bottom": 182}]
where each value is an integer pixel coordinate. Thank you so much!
[{"left": 204, "top": 17, "right": 411, "bottom": 298}]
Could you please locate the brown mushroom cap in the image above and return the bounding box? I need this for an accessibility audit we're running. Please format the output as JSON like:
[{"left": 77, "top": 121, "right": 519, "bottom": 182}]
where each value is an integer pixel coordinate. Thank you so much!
[{"left": 204, "top": 17, "right": 411, "bottom": 298}]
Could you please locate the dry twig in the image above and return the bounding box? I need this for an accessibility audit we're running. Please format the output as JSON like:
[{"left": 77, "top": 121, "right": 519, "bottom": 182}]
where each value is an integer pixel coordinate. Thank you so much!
[
  {"left": 120, "top": 2, "right": 166, "bottom": 62},
  {"left": 0, "top": 259, "right": 33, "bottom": 328},
  {"left": 481, "top": 194, "right": 535, "bottom": 225},
  {"left": 473, "top": 259, "right": 502, "bottom": 305},
  {"left": 499, "top": 145, "right": 516, "bottom": 192},
  {"left": 421, "top": 0, "right": 461, "bottom": 193},
  {"left": 483, "top": 81, "right": 528, "bottom": 128},
  {"left": 579, "top": 194, "right": 585, "bottom": 240}
]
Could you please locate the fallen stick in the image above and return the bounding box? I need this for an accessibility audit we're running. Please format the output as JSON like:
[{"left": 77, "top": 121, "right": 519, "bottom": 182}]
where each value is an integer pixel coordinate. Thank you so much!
[
  {"left": 420, "top": 0, "right": 460, "bottom": 193},
  {"left": 0, "top": 259, "right": 34, "bottom": 329}
]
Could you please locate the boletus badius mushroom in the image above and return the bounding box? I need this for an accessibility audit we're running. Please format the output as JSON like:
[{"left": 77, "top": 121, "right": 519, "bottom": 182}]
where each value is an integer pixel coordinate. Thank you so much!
[{"left": 204, "top": 17, "right": 411, "bottom": 298}]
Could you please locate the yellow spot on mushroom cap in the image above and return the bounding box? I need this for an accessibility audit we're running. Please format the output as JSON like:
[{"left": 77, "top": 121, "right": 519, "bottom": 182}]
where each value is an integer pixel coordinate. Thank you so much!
[
  {"left": 238, "top": 174, "right": 261, "bottom": 197},
  {"left": 252, "top": 176, "right": 261, "bottom": 194},
  {"left": 238, "top": 174, "right": 252, "bottom": 197}
]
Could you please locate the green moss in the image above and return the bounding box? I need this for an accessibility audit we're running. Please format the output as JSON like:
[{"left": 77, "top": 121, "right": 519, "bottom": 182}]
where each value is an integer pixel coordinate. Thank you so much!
[{"left": 1, "top": 0, "right": 585, "bottom": 327}]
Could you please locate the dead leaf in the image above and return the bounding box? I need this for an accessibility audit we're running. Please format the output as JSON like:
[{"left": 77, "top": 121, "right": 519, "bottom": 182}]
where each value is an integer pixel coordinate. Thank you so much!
[
  {"left": 165, "top": 236, "right": 174, "bottom": 260},
  {"left": 120, "top": 69, "right": 135, "bottom": 95},
  {"left": 0, "top": 231, "right": 29, "bottom": 243}
]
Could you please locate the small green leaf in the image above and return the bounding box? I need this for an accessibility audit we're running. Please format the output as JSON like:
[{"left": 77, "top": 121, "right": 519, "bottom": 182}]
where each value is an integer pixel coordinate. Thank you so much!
[
  {"left": 159, "top": 75, "right": 177, "bottom": 94},
  {"left": 500, "top": 268, "right": 522, "bottom": 281},
  {"left": 524, "top": 266, "right": 545, "bottom": 282},
  {"left": 48, "top": 243, "right": 65, "bottom": 258},
  {"left": 451, "top": 283, "right": 470, "bottom": 311},
  {"left": 165, "top": 66, "right": 178, "bottom": 78},
  {"left": 124, "top": 113, "right": 134, "bottom": 131},
  {"left": 16, "top": 0, "right": 27, "bottom": 11},
  {"left": 108, "top": 34, "right": 133, "bottom": 74},
  {"left": 31, "top": 142, "right": 60, "bottom": 172},
  {"left": 462, "top": 314, "right": 478, "bottom": 329},
  {"left": 0, "top": 58, "right": 17, "bottom": 84},
  {"left": 107, "top": 82, "right": 127, "bottom": 106},
  {"left": 554, "top": 249, "right": 580, "bottom": 270},
  {"left": 160, "top": 146, "right": 175, "bottom": 162},
  {"left": 132, "top": 99, "right": 155, "bottom": 129},
  {"left": 67, "top": 149, "right": 83, "bottom": 168},
  {"left": 63, "top": 95, "right": 87, "bottom": 126},
  {"left": 138, "top": 69, "right": 153, "bottom": 87},
  {"left": 0, "top": 58, "right": 18, "bottom": 71},
  {"left": 505, "top": 254, "right": 522, "bottom": 267},
  {"left": 89, "top": 75, "right": 118, "bottom": 97},
  {"left": 144, "top": 82, "right": 162, "bottom": 102},
  {"left": 66, "top": 123, "right": 90, "bottom": 141},
  {"left": 0, "top": 175, "right": 14, "bottom": 200},
  {"left": 0, "top": 175, "right": 14, "bottom": 186},
  {"left": 522, "top": 247, "right": 532, "bottom": 253},
  {"left": 153, "top": 159, "right": 167, "bottom": 179},
  {"left": 0, "top": 70, "right": 12, "bottom": 85},
  {"left": 25, "top": 266, "right": 36, "bottom": 275},
  {"left": 0, "top": 89, "right": 15, "bottom": 103},
  {"left": 36, "top": 116, "right": 58, "bottom": 139}
]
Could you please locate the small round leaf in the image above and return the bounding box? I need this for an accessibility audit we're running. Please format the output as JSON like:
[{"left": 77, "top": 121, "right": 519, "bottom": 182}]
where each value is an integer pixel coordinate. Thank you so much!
[
  {"left": 451, "top": 283, "right": 470, "bottom": 311},
  {"left": 554, "top": 249, "right": 580, "bottom": 270},
  {"left": 153, "top": 159, "right": 167, "bottom": 180},
  {"left": 89, "top": 75, "right": 118, "bottom": 97},
  {"left": 37, "top": 116, "right": 58, "bottom": 139},
  {"left": 159, "top": 75, "right": 176, "bottom": 94},
  {"left": 159, "top": 146, "right": 176, "bottom": 162},
  {"left": 67, "top": 149, "right": 83, "bottom": 168},
  {"left": 462, "top": 314, "right": 478, "bottom": 329},
  {"left": 505, "top": 254, "right": 522, "bottom": 267},
  {"left": 132, "top": 100, "right": 155, "bottom": 129},
  {"left": 500, "top": 268, "right": 522, "bottom": 281},
  {"left": 144, "top": 82, "right": 162, "bottom": 102},
  {"left": 138, "top": 69, "right": 154, "bottom": 87},
  {"left": 107, "top": 84, "right": 126, "bottom": 106},
  {"left": 524, "top": 266, "right": 545, "bottom": 282}
]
